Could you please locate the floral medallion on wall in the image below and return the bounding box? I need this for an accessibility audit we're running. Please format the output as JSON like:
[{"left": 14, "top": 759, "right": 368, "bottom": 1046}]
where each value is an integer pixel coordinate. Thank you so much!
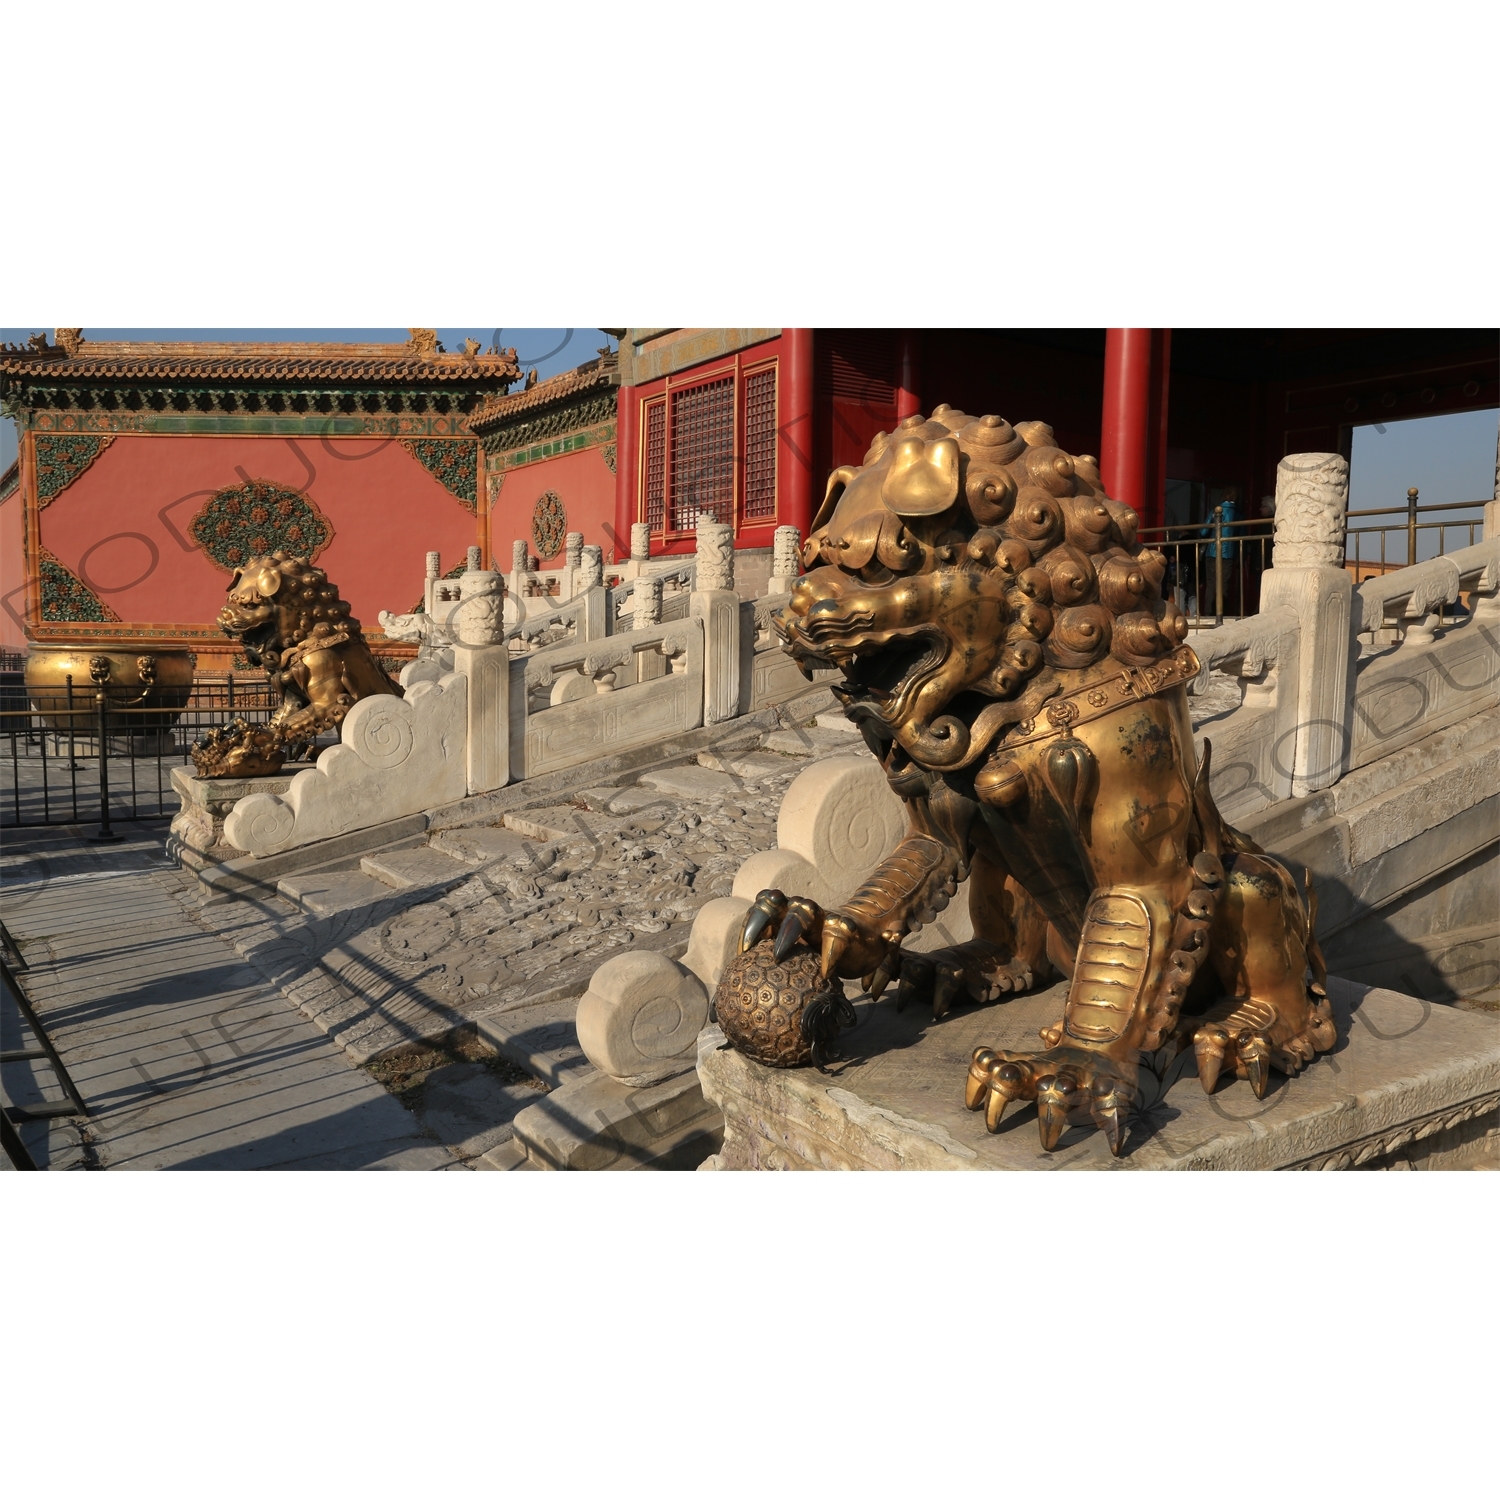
[
  {"left": 189, "top": 479, "right": 333, "bottom": 572},
  {"left": 532, "top": 490, "right": 567, "bottom": 560}
]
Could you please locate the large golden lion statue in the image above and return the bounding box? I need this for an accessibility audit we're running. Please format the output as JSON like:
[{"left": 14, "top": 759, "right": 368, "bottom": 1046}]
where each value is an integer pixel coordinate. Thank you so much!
[
  {"left": 191, "top": 552, "right": 400, "bottom": 778},
  {"left": 739, "top": 406, "right": 1336, "bottom": 1156}
]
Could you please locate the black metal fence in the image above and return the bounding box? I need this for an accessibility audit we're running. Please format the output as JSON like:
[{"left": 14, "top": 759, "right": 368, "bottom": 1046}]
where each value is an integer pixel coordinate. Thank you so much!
[{"left": 1, "top": 673, "right": 277, "bottom": 831}]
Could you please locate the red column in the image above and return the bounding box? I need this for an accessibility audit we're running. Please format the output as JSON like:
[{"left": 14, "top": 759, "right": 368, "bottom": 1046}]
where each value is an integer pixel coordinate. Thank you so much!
[
  {"left": 1101, "top": 328, "right": 1170, "bottom": 529},
  {"left": 1144, "top": 329, "right": 1171, "bottom": 531},
  {"left": 1101, "top": 329, "right": 1150, "bottom": 520},
  {"left": 895, "top": 329, "right": 921, "bottom": 422},
  {"left": 781, "top": 328, "right": 816, "bottom": 536},
  {"left": 612, "top": 381, "right": 638, "bottom": 565}
]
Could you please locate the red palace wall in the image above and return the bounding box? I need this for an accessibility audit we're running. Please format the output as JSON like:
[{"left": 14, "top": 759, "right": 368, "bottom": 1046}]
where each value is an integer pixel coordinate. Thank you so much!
[
  {"left": 30, "top": 434, "right": 482, "bottom": 660},
  {"left": 487, "top": 445, "right": 616, "bottom": 566},
  {"left": 1, "top": 488, "right": 26, "bottom": 652}
]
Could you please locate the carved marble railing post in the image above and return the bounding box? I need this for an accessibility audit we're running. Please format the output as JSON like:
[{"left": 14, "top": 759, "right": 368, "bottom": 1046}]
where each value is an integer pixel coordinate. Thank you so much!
[
  {"left": 450, "top": 569, "right": 510, "bottom": 793},
  {"left": 560, "top": 530, "right": 584, "bottom": 602},
  {"left": 510, "top": 539, "right": 529, "bottom": 602},
  {"left": 633, "top": 574, "right": 665, "bottom": 682},
  {"left": 579, "top": 544, "right": 606, "bottom": 640},
  {"left": 691, "top": 521, "right": 740, "bottom": 723},
  {"left": 467, "top": 544, "right": 483, "bottom": 572},
  {"left": 768, "top": 524, "right": 801, "bottom": 595},
  {"left": 1259, "top": 452, "right": 1355, "bottom": 797},
  {"left": 631, "top": 523, "right": 651, "bottom": 563},
  {"left": 633, "top": 575, "right": 662, "bottom": 630}
]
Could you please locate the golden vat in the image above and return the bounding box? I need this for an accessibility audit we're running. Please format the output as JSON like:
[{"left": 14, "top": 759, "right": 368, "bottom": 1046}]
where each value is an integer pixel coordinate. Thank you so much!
[{"left": 24, "top": 646, "right": 195, "bottom": 732}]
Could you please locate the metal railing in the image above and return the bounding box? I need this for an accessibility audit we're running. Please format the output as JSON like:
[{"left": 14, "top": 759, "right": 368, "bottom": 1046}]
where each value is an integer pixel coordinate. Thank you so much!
[
  {"left": 1, "top": 674, "right": 279, "bottom": 831},
  {"left": 1344, "top": 490, "right": 1488, "bottom": 582},
  {"left": 1137, "top": 511, "right": 1274, "bottom": 628},
  {"left": 1140, "top": 491, "right": 1490, "bottom": 628}
]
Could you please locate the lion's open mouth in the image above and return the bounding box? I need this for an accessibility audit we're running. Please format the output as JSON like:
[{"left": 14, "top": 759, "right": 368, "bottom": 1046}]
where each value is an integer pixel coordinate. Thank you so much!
[{"left": 845, "top": 633, "right": 942, "bottom": 702}]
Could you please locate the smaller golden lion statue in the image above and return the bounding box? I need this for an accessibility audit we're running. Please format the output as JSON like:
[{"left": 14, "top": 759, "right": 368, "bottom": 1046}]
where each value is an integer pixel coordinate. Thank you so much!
[{"left": 192, "top": 552, "right": 401, "bottom": 779}]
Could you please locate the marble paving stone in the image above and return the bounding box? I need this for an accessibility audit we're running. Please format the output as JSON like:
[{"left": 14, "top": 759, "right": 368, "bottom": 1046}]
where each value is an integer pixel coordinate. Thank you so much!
[
  {"left": 699, "top": 976, "right": 1500, "bottom": 1171},
  {"left": 0, "top": 827, "right": 461, "bottom": 1171}
]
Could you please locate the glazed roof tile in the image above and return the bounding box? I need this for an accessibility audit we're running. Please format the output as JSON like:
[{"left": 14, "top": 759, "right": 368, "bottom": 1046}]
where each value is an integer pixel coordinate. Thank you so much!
[
  {"left": 467, "top": 356, "right": 617, "bottom": 432},
  {"left": 0, "top": 337, "right": 521, "bottom": 385}
]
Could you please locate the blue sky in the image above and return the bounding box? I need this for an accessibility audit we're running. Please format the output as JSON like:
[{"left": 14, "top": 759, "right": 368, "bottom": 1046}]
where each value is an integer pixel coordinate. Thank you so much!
[{"left": 1348, "top": 407, "right": 1498, "bottom": 561}]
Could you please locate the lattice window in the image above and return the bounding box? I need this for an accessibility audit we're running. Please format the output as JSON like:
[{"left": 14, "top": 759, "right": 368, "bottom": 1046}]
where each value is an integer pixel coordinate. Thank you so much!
[
  {"left": 669, "top": 376, "right": 735, "bottom": 531},
  {"left": 742, "top": 366, "right": 778, "bottom": 521},
  {"left": 637, "top": 359, "right": 783, "bottom": 538},
  {"left": 643, "top": 399, "right": 667, "bottom": 532}
]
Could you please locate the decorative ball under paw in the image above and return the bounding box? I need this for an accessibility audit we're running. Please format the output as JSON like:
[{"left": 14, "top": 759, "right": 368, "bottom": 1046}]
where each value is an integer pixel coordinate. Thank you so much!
[{"left": 713, "top": 939, "right": 856, "bottom": 1070}]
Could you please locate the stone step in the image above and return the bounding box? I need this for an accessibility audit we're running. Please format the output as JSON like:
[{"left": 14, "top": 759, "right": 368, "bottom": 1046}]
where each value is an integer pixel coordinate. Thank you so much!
[
  {"left": 637, "top": 765, "right": 739, "bottom": 799},
  {"left": 814, "top": 712, "right": 861, "bottom": 734},
  {"left": 762, "top": 726, "right": 873, "bottom": 758},
  {"left": 471, "top": 998, "right": 594, "bottom": 1090},
  {"left": 476, "top": 1138, "right": 539, "bottom": 1170},
  {"left": 502, "top": 808, "right": 581, "bottom": 842},
  {"left": 428, "top": 824, "right": 533, "bottom": 865},
  {"left": 694, "top": 749, "right": 801, "bottom": 779},
  {"left": 278, "top": 868, "right": 397, "bottom": 918},
  {"left": 510, "top": 1065, "right": 722, "bottom": 1171},
  {"left": 192, "top": 813, "right": 431, "bottom": 902},
  {"left": 361, "top": 845, "right": 472, "bottom": 890}
]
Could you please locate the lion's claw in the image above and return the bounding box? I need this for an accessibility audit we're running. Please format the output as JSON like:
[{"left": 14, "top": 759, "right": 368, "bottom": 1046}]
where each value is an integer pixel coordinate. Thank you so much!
[
  {"left": 965, "top": 1043, "right": 1141, "bottom": 1157},
  {"left": 738, "top": 890, "right": 788, "bottom": 955},
  {"left": 1188, "top": 991, "right": 1335, "bottom": 1100},
  {"left": 895, "top": 941, "right": 1037, "bottom": 1019},
  {"left": 739, "top": 888, "right": 895, "bottom": 981}
]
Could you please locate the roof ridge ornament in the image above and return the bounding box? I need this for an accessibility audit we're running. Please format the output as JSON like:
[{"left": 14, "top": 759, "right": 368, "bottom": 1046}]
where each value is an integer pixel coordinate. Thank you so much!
[{"left": 406, "top": 328, "right": 441, "bottom": 358}]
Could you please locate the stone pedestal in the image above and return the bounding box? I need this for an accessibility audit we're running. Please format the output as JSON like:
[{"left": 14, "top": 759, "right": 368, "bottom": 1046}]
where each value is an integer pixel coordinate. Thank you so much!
[
  {"left": 168, "top": 764, "right": 298, "bottom": 867},
  {"left": 697, "top": 976, "right": 1499, "bottom": 1170}
]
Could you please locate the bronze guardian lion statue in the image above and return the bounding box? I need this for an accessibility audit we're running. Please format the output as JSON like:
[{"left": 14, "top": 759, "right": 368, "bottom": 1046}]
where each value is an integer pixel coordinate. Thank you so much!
[
  {"left": 192, "top": 552, "right": 400, "bottom": 778},
  {"left": 739, "top": 407, "right": 1335, "bottom": 1156}
]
